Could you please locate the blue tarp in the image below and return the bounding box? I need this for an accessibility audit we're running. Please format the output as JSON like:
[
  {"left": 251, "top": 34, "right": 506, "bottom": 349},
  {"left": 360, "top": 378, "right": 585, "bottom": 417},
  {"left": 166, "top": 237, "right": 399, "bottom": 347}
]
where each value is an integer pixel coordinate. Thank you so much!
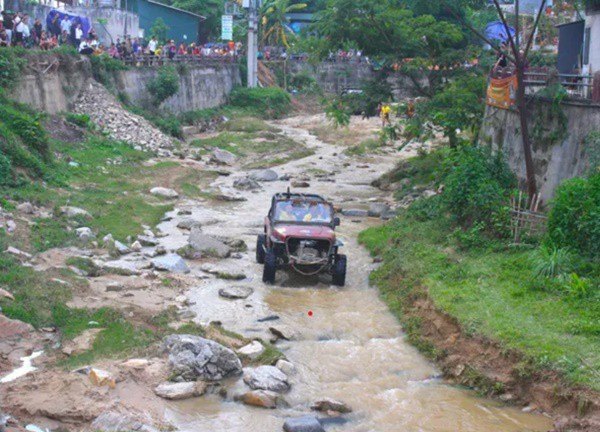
[
  {"left": 45, "top": 9, "right": 92, "bottom": 40},
  {"left": 485, "top": 21, "right": 515, "bottom": 44}
]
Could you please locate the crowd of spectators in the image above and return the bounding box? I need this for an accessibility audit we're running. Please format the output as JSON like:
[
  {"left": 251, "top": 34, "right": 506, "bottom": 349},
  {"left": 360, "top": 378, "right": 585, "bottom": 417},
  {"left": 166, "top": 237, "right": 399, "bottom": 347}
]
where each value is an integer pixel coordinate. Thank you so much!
[
  {"left": 0, "top": 9, "right": 95, "bottom": 51},
  {"left": 0, "top": 9, "right": 240, "bottom": 63},
  {"left": 326, "top": 49, "right": 365, "bottom": 63}
]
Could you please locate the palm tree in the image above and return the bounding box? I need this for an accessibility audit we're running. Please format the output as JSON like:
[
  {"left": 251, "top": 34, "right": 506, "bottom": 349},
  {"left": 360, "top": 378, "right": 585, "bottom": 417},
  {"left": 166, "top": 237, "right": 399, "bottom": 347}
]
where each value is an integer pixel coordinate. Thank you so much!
[{"left": 260, "top": 0, "right": 307, "bottom": 47}]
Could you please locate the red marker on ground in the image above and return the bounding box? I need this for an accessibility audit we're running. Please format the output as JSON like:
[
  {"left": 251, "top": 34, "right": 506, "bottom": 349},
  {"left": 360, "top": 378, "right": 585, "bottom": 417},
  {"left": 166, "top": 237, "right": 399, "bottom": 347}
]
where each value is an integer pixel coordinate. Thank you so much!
[{"left": 308, "top": 311, "right": 313, "bottom": 317}]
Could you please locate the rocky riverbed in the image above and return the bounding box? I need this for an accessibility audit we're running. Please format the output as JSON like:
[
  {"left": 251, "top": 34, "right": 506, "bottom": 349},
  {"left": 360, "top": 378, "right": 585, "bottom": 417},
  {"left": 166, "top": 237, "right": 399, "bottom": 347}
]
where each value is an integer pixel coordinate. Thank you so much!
[{"left": 0, "top": 114, "right": 554, "bottom": 432}]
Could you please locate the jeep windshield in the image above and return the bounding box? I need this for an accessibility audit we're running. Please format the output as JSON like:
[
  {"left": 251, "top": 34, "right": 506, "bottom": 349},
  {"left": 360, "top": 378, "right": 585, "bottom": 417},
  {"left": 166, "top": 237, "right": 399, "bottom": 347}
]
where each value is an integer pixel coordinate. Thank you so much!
[{"left": 273, "top": 200, "right": 333, "bottom": 224}]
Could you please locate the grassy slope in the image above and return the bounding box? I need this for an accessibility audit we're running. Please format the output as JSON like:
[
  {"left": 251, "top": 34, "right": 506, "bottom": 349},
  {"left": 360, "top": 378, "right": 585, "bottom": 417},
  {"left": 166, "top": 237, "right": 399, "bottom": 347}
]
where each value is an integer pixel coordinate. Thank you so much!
[
  {"left": 0, "top": 106, "right": 292, "bottom": 369},
  {"left": 360, "top": 171, "right": 600, "bottom": 393}
]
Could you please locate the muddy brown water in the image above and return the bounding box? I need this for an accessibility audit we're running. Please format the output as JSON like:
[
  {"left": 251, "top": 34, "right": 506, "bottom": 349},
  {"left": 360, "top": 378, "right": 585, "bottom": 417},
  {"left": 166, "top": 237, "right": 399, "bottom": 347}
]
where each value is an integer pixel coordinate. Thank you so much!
[{"left": 159, "top": 116, "right": 553, "bottom": 431}]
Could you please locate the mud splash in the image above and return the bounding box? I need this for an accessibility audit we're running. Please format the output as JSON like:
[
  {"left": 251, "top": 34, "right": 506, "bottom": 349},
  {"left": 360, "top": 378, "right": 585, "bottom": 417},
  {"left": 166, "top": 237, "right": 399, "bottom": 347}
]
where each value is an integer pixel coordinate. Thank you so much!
[{"left": 163, "top": 115, "right": 553, "bottom": 431}]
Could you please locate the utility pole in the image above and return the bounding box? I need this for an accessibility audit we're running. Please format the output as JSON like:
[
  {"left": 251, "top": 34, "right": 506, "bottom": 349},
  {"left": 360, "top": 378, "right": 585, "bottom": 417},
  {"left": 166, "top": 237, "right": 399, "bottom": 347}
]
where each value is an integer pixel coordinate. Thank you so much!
[{"left": 245, "top": 0, "right": 259, "bottom": 88}]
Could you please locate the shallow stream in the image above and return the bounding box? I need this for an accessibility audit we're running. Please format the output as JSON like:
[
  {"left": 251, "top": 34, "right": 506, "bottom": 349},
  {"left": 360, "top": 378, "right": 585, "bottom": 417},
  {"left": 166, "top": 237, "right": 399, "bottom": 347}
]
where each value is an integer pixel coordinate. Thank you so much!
[{"left": 160, "top": 116, "right": 553, "bottom": 432}]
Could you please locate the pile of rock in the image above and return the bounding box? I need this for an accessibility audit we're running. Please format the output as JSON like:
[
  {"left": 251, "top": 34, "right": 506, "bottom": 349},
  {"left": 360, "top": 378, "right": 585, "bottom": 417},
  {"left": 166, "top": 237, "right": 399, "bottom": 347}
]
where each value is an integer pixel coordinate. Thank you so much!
[{"left": 73, "top": 80, "right": 174, "bottom": 155}]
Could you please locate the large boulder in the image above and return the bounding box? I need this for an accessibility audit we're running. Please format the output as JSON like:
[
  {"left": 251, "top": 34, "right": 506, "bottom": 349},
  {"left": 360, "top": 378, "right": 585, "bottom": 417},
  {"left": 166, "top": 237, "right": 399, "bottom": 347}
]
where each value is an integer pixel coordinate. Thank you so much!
[
  {"left": 90, "top": 411, "right": 158, "bottom": 432},
  {"left": 233, "top": 177, "right": 262, "bottom": 191},
  {"left": 340, "top": 209, "right": 368, "bottom": 217},
  {"left": 283, "top": 416, "right": 325, "bottom": 432},
  {"left": 243, "top": 366, "right": 290, "bottom": 392},
  {"left": 367, "top": 203, "right": 390, "bottom": 218},
  {"left": 154, "top": 381, "right": 206, "bottom": 400},
  {"left": 151, "top": 254, "right": 190, "bottom": 274},
  {"left": 249, "top": 169, "right": 278, "bottom": 182},
  {"left": 188, "top": 227, "right": 231, "bottom": 258},
  {"left": 211, "top": 149, "right": 237, "bottom": 166},
  {"left": 163, "top": 334, "right": 242, "bottom": 381}
]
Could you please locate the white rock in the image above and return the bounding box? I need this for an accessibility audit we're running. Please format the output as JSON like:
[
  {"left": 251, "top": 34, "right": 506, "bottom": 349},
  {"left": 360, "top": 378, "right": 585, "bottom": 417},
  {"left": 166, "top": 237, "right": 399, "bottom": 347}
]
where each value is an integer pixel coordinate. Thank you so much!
[
  {"left": 243, "top": 366, "right": 290, "bottom": 392},
  {"left": 76, "top": 227, "right": 95, "bottom": 241},
  {"left": 150, "top": 187, "right": 179, "bottom": 199},
  {"left": 102, "top": 234, "right": 114, "bottom": 244},
  {"left": 60, "top": 206, "right": 92, "bottom": 219},
  {"left": 5, "top": 220, "right": 16, "bottom": 233},
  {"left": 151, "top": 254, "right": 190, "bottom": 274},
  {"left": 154, "top": 381, "right": 206, "bottom": 400},
  {"left": 114, "top": 241, "right": 131, "bottom": 255},
  {"left": 237, "top": 341, "right": 265, "bottom": 359},
  {"left": 275, "top": 359, "right": 296, "bottom": 376},
  {"left": 211, "top": 148, "right": 237, "bottom": 166},
  {"left": 6, "top": 247, "right": 32, "bottom": 260},
  {"left": 131, "top": 241, "right": 142, "bottom": 252},
  {"left": 121, "top": 359, "right": 150, "bottom": 369}
]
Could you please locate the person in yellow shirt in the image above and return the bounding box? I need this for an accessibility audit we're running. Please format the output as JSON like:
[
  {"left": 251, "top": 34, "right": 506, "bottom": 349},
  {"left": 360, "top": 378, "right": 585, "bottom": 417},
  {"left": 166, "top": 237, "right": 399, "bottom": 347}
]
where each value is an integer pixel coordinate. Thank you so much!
[{"left": 380, "top": 103, "right": 391, "bottom": 127}]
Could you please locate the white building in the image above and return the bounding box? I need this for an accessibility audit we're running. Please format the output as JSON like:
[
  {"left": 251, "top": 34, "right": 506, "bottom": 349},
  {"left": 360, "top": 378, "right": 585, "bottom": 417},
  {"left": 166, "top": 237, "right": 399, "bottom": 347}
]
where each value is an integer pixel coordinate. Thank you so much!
[{"left": 583, "top": 5, "right": 600, "bottom": 76}]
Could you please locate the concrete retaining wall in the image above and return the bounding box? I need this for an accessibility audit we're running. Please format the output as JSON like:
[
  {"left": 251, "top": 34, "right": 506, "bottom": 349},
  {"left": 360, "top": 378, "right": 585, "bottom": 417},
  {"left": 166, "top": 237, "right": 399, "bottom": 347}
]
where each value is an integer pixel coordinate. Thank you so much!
[
  {"left": 481, "top": 98, "right": 599, "bottom": 203},
  {"left": 11, "top": 53, "right": 241, "bottom": 114},
  {"left": 284, "top": 61, "right": 425, "bottom": 98},
  {"left": 114, "top": 63, "right": 241, "bottom": 113}
]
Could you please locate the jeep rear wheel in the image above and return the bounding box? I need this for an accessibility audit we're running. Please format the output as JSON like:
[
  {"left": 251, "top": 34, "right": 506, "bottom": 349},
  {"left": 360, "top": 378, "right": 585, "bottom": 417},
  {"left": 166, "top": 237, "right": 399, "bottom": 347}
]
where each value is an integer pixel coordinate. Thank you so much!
[
  {"left": 332, "top": 254, "right": 347, "bottom": 287},
  {"left": 256, "top": 234, "right": 266, "bottom": 264},
  {"left": 262, "top": 250, "right": 277, "bottom": 284}
]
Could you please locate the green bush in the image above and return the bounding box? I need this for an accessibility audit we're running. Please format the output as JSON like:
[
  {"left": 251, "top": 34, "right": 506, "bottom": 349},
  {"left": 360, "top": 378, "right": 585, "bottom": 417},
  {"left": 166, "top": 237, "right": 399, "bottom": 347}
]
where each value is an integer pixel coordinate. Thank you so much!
[
  {"left": 0, "top": 49, "right": 26, "bottom": 89},
  {"left": 147, "top": 65, "right": 180, "bottom": 105},
  {"left": 324, "top": 96, "right": 351, "bottom": 128},
  {"left": 228, "top": 87, "right": 291, "bottom": 119},
  {"left": 90, "top": 55, "right": 129, "bottom": 87},
  {"left": 152, "top": 115, "right": 182, "bottom": 139},
  {"left": 442, "top": 146, "right": 515, "bottom": 230},
  {"left": 0, "top": 95, "right": 51, "bottom": 180},
  {"left": 65, "top": 113, "right": 93, "bottom": 129},
  {"left": 530, "top": 245, "right": 574, "bottom": 278},
  {"left": 547, "top": 173, "right": 600, "bottom": 259}
]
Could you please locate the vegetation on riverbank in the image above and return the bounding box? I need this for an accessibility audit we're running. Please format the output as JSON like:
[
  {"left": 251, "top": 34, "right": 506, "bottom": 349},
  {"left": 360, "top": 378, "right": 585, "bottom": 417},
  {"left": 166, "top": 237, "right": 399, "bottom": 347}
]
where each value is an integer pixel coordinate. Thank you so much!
[{"left": 360, "top": 149, "right": 600, "bottom": 392}]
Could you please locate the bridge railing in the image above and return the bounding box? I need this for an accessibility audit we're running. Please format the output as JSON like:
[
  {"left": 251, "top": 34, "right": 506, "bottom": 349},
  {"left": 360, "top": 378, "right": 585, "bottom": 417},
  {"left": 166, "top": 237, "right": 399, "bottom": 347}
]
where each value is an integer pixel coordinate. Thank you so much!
[{"left": 119, "top": 54, "right": 239, "bottom": 67}]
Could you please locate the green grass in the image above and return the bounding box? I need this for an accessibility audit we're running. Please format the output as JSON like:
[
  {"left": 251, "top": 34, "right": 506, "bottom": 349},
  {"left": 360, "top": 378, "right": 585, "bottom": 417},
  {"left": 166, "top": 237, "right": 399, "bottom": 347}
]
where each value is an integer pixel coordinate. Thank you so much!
[
  {"left": 190, "top": 125, "right": 312, "bottom": 168},
  {"left": 221, "top": 117, "right": 279, "bottom": 133},
  {"left": 344, "top": 138, "right": 383, "bottom": 156},
  {"left": 359, "top": 211, "right": 600, "bottom": 391},
  {"left": 250, "top": 342, "right": 285, "bottom": 366}
]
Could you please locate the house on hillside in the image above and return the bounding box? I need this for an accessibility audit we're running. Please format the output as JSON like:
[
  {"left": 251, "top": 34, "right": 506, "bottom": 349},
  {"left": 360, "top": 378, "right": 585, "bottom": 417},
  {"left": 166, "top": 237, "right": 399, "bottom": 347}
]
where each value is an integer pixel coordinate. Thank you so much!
[
  {"left": 583, "top": 3, "right": 600, "bottom": 76},
  {"left": 556, "top": 20, "right": 585, "bottom": 74},
  {"left": 126, "top": 0, "right": 205, "bottom": 43},
  {"left": 286, "top": 12, "right": 313, "bottom": 34}
]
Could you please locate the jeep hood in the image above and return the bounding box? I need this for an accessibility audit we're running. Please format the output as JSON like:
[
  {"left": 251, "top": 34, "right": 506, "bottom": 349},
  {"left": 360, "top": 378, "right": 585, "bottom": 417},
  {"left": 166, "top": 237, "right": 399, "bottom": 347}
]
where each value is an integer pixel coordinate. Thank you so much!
[{"left": 273, "top": 225, "right": 335, "bottom": 241}]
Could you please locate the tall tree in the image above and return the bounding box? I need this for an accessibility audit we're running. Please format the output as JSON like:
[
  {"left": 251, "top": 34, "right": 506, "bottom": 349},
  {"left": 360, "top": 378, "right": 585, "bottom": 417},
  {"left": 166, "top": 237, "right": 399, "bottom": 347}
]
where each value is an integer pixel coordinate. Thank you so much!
[
  {"left": 261, "top": 0, "right": 307, "bottom": 47},
  {"left": 444, "top": 0, "right": 546, "bottom": 199}
]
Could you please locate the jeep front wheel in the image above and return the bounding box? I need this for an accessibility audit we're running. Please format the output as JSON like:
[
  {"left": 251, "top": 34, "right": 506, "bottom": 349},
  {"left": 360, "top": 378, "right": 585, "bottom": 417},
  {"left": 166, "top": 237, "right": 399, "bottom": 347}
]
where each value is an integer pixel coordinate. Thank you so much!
[
  {"left": 256, "top": 234, "right": 266, "bottom": 264},
  {"left": 262, "top": 250, "right": 277, "bottom": 284},
  {"left": 332, "top": 254, "right": 347, "bottom": 287}
]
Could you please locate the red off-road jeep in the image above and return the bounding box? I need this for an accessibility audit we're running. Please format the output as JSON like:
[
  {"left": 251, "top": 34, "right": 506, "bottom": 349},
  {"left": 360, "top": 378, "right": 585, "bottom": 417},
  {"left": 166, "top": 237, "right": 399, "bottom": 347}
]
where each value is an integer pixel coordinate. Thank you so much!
[{"left": 256, "top": 191, "right": 347, "bottom": 286}]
